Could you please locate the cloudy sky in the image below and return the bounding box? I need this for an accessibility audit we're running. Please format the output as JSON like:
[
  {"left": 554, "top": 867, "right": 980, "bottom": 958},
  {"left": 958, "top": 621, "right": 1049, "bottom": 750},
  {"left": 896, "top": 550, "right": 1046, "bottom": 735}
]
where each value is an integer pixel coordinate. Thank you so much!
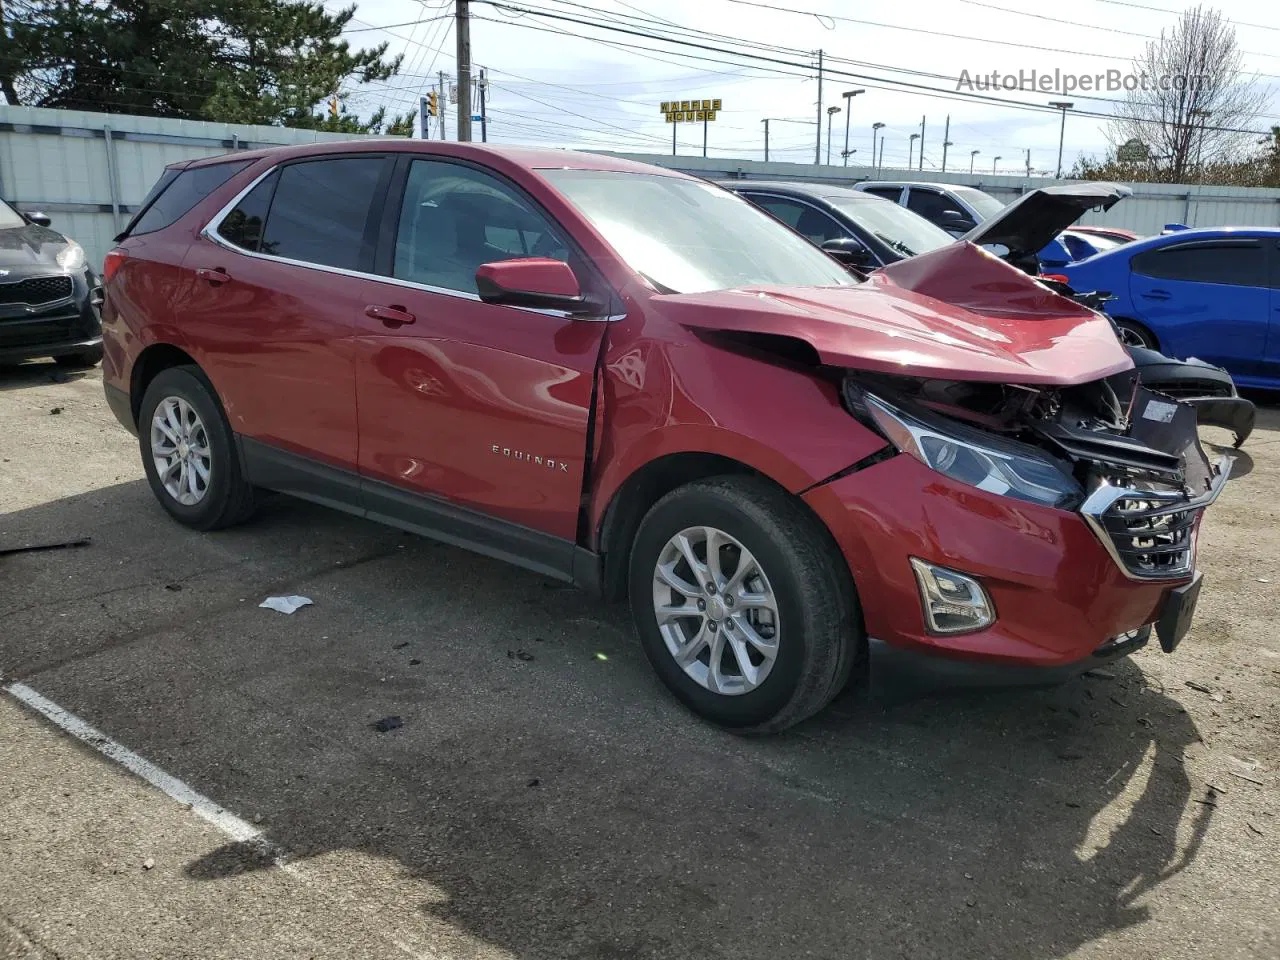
[{"left": 334, "top": 0, "right": 1280, "bottom": 176}]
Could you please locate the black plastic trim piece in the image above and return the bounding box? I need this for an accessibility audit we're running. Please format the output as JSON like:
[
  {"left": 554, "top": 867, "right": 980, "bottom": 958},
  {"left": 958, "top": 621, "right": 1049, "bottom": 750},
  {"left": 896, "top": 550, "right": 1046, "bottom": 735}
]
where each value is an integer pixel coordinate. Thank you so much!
[
  {"left": 797, "top": 445, "right": 896, "bottom": 496},
  {"left": 239, "top": 437, "right": 577, "bottom": 582}
]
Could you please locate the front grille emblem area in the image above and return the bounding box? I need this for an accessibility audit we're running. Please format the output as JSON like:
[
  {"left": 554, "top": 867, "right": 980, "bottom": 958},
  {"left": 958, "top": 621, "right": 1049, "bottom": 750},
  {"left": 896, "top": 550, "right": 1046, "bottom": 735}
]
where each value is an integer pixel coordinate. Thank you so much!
[{"left": 491, "top": 444, "right": 571, "bottom": 472}]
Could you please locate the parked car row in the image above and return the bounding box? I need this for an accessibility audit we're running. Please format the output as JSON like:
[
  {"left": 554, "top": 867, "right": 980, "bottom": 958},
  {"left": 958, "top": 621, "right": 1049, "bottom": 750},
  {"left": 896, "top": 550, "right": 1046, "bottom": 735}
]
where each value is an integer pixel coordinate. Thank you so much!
[{"left": 99, "top": 141, "right": 1230, "bottom": 732}]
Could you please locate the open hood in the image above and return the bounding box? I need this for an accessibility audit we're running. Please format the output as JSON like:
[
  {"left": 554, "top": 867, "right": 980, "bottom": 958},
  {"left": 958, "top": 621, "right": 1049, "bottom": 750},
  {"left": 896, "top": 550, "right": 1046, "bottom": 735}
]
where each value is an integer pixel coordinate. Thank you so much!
[
  {"left": 655, "top": 243, "right": 1133, "bottom": 385},
  {"left": 958, "top": 182, "right": 1131, "bottom": 261}
]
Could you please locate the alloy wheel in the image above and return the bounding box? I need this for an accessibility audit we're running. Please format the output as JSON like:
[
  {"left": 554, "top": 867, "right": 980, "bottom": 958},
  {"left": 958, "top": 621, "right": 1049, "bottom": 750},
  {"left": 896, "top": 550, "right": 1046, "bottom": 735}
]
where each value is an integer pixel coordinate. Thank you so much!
[
  {"left": 150, "top": 396, "right": 212, "bottom": 506},
  {"left": 651, "top": 525, "right": 780, "bottom": 696}
]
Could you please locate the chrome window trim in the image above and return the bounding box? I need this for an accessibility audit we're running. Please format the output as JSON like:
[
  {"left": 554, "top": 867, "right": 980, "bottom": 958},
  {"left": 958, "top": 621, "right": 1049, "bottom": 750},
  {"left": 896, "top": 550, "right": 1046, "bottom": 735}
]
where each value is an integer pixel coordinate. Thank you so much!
[
  {"left": 201, "top": 162, "right": 619, "bottom": 323},
  {"left": 1079, "top": 455, "right": 1232, "bottom": 581}
]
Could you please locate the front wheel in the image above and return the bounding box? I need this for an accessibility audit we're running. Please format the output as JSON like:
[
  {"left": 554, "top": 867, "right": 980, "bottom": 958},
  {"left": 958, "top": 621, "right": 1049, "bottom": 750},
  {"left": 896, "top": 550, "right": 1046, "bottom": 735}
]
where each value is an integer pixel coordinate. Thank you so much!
[
  {"left": 1114, "top": 318, "right": 1157, "bottom": 350},
  {"left": 628, "top": 476, "right": 861, "bottom": 734}
]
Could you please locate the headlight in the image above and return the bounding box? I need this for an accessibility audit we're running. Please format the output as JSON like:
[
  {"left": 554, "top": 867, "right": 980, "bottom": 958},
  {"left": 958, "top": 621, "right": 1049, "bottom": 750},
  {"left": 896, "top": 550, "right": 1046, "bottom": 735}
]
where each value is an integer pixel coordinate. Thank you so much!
[
  {"left": 56, "top": 242, "right": 85, "bottom": 271},
  {"left": 863, "top": 393, "right": 1083, "bottom": 509}
]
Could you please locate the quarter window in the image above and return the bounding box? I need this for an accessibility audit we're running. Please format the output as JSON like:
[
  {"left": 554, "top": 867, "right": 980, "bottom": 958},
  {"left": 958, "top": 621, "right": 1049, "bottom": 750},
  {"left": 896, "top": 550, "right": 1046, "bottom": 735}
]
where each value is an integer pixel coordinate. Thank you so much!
[
  {"left": 1131, "top": 241, "right": 1266, "bottom": 287},
  {"left": 258, "top": 158, "right": 386, "bottom": 271},
  {"left": 127, "top": 160, "right": 250, "bottom": 236},
  {"left": 216, "top": 171, "right": 278, "bottom": 252},
  {"left": 393, "top": 159, "right": 568, "bottom": 294},
  {"left": 861, "top": 187, "right": 902, "bottom": 202}
]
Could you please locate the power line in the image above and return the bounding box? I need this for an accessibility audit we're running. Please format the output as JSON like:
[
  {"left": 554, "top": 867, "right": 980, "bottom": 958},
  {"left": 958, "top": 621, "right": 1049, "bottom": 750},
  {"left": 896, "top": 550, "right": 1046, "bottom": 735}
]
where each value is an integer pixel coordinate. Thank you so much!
[{"left": 1094, "top": 0, "right": 1280, "bottom": 34}]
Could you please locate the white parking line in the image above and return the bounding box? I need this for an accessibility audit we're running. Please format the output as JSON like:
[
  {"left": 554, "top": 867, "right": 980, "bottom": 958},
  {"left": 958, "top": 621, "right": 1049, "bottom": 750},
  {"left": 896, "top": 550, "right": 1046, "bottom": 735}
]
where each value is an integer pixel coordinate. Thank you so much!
[{"left": 3, "top": 681, "right": 268, "bottom": 847}]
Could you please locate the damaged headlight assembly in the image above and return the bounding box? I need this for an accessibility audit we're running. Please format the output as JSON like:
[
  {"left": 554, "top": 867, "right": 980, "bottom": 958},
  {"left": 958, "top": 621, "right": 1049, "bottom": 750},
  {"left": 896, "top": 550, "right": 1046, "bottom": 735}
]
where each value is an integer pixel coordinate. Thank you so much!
[{"left": 860, "top": 393, "right": 1084, "bottom": 510}]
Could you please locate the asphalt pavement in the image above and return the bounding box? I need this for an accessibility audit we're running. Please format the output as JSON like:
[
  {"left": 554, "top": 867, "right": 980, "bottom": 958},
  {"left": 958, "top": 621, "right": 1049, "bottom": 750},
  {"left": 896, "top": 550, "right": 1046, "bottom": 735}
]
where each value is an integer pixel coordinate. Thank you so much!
[{"left": 1, "top": 362, "right": 1277, "bottom": 960}]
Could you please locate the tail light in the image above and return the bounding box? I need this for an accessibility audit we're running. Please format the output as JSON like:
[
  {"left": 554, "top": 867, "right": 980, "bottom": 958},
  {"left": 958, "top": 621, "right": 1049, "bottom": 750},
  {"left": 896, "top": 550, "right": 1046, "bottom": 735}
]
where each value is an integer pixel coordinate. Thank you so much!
[
  {"left": 1040, "top": 273, "right": 1070, "bottom": 283},
  {"left": 103, "top": 248, "right": 127, "bottom": 284}
]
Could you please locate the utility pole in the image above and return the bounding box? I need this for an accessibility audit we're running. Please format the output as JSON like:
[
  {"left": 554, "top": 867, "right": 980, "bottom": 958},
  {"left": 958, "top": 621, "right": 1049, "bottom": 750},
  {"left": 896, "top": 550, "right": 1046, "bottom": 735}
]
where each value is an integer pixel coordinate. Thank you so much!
[
  {"left": 919, "top": 115, "right": 926, "bottom": 172},
  {"left": 456, "top": 0, "right": 472, "bottom": 142},
  {"left": 814, "top": 49, "right": 824, "bottom": 165},
  {"left": 478, "top": 68, "right": 488, "bottom": 143},
  {"left": 438, "top": 71, "right": 447, "bottom": 140},
  {"left": 941, "top": 114, "right": 952, "bottom": 172},
  {"left": 762, "top": 118, "right": 769, "bottom": 162},
  {"left": 1025, "top": 148, "right": 1031, "bottom": 177},
  {"left": 842, "top": 89, "right": 864, "bottom": 168},
  {"left": 877, "top": 137, "right": 884, "bottom": 175},
  {"left": 1049, "top": 100, "right": 1073, "bottom": 178}
]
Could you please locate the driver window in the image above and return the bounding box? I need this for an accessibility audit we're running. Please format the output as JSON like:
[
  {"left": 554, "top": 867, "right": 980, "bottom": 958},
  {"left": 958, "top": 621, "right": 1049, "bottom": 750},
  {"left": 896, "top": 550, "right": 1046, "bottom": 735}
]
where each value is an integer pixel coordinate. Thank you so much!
[{"left": 394, "top": 159, "right": 569, "bottom": 294}]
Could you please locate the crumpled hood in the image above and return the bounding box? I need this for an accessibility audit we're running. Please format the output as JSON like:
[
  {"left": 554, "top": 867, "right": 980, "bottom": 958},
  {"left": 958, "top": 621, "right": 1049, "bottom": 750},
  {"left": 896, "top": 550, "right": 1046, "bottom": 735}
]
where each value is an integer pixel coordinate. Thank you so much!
[{"left": 654, "top": 243, "right": 1133, "bottom": 385}]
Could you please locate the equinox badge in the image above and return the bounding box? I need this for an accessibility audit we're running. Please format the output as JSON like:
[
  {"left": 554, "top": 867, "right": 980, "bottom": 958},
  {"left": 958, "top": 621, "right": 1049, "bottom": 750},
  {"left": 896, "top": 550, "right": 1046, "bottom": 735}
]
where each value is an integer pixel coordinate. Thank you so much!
[{"left": 492, "top": 444, "right": 570, "bottom": 472}]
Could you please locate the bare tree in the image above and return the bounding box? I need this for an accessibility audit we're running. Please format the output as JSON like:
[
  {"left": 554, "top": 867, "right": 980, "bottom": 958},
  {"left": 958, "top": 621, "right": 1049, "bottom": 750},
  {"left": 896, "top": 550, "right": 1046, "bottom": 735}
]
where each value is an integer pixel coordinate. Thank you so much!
[{"left": 1107, "top": 5, "right": 1266, "bottom": 182}]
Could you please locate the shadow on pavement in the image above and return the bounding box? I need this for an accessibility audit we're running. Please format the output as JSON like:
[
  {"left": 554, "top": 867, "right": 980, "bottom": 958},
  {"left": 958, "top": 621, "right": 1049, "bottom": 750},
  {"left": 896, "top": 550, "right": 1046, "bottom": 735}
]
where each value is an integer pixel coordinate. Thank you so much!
[
  {"left": 3, "top": 480, "right": 1212, "bottom": 960},
  {"left": 0, "top": 359, "right": 91, "bottom": 391}
]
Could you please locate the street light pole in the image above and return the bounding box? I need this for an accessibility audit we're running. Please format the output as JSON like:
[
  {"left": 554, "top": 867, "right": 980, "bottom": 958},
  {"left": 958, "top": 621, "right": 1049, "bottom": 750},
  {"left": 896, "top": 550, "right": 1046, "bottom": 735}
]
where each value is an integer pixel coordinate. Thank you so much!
[
  {"left": 762, "top": 118, "right": 769, "bottom": 162},
  {"left": 1049, "top": 100, "right": 1073, "bottom": 178},
  {"left": 970, "top": 149, "right": 980, "bottom": 174},
  {"left": 918, "top": 115, "right": 926, "bottom": 172},
  {"left": 871, "top": 122, "right": 884, "bottom": 175},
  {"left": 877, "top": 137, "right": 885, "bottom": 175},
  {"left": 841, "top": 89, "right": 864, "bottom": 167},
  {"left": 908, "top": 132, "right": 920, "bottom": 170},
  {"left": 941, "top": 114, "right": 952, "bottom": 172},
  {"left": 992, "top": 155, "right": 1001, "bottom": 174},
  {"left": 826, "top": 106, "right": 841, "bottom": 165}
]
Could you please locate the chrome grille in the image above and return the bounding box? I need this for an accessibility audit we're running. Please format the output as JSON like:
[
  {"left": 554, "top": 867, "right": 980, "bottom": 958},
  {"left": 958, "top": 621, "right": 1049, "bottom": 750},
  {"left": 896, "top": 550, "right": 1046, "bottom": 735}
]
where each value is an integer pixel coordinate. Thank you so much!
[
  {"left": 1100, "top": 495, "right": 1197, "bottom": 577},
  {"left": 1081, "top": 458, "right": 1232, "bottom": 581},
  {"left": 0, "top": 275, "right": 73, "bottom": 306}
]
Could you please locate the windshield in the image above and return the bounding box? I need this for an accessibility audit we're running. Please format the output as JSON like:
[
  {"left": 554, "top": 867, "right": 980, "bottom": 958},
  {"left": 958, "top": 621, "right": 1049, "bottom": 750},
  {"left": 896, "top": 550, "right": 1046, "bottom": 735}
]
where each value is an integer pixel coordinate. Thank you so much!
[
  {"left": 952, "top": 187, "right": 1005, "bottom": 221},
  {"left": 538, "top": 170, "right": 855, "bottom": 294},
  {"left": 827, "top": 196, "right": 953, "bottom": 258},
  {"left": 0, "top": 199, "right": 27, "bottom": 229}
]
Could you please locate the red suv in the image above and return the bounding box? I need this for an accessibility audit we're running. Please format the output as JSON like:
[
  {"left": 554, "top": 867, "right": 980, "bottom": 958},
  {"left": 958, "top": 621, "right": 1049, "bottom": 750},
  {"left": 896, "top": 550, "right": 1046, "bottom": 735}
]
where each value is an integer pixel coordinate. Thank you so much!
[{"left": 102, "top": 141, "right": 1228, "bottom": 732}]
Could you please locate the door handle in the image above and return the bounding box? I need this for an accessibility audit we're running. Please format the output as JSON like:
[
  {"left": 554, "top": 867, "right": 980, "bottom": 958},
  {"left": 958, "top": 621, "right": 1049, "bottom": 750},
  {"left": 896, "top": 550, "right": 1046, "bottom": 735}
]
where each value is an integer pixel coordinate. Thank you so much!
[
  {"left": 365, "top": 304, "right": 416, "bottom": 328},
  {"left": 1140, "top": 289, "right": 1171, "bottom": 301},
  {"left": 196, "top": 267, "right": 229, "bottom": 285}
]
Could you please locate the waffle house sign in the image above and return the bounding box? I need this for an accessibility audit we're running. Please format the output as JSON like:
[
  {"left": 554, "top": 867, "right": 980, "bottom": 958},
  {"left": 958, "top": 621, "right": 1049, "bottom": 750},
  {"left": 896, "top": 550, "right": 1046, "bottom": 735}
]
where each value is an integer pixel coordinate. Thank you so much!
[{"left": 662, "top": 98, "right": 722, "bottom": 123}]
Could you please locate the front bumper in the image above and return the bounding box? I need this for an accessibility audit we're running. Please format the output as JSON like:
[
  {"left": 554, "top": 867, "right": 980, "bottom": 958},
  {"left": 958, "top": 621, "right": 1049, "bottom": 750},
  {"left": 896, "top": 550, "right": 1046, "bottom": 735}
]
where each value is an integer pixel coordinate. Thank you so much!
[
  {"left": 1185, "top": 396, "right": 1255, "bottom": 448},
  {"left": 804, "top": 453, "right": 1208, "bottom": 689},
  {"left": 0, "top": 269, "right": 101, "bottom": 364}
]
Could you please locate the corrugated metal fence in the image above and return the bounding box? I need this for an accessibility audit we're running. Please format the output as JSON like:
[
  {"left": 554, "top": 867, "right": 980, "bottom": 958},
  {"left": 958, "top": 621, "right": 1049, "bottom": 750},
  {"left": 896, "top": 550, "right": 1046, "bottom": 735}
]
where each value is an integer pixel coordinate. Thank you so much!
[
  {"left": 0, "top": 106, "right": 366, "bottom": 268},
  {"left": 5, "top": 105, "right": 1280, "bottom": 268},
  {"left": 606, "top": 154, "right": 1280, "bottom": 237}
]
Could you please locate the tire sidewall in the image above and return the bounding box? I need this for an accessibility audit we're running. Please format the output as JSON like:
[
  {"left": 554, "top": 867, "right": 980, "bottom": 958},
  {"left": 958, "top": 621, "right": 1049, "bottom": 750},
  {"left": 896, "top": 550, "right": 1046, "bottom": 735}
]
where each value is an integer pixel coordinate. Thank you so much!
[
  {"left": 1116, "top": 319, "right": 1156, "bottom": 349},
  {"left": 138, "top": 367, "right": 239, "bottom": 530},
  {"left": 629, "top": 487, "right": 811, "bottom": 729}
]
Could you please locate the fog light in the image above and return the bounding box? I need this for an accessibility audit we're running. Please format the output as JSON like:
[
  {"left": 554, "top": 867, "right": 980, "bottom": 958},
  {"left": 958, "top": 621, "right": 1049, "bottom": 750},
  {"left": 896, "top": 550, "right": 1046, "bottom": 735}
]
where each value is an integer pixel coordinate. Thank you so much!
[{"left": 909, "top": 558, "right": 995, "bottom": 635}]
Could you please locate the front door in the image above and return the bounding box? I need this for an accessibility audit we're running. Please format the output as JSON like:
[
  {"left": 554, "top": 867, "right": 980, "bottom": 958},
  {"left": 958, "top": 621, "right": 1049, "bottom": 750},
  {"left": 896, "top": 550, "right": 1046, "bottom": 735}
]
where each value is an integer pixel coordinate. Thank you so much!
[
  {"left": 355, "top": 156, "right": 610, "bottom": 544},
  {"left": 1128, "top": 236, "right": 1271, "bottom": 378}
]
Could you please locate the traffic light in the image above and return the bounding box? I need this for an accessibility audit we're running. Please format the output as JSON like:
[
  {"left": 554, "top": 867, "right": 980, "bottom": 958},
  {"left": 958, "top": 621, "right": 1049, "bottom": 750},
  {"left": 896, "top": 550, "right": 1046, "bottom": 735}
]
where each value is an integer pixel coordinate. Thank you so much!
[{"left": 426, "top": 91, "right": 439, "bottom": 117}]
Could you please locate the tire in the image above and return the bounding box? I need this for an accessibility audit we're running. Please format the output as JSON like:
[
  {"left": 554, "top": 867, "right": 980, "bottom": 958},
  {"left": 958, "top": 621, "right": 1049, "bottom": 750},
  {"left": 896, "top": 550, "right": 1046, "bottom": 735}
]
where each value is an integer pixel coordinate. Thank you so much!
[
  {"left": 1114, "top": 318, "right": 1157, "bottom": 350},
  {"left": 54, "top": 346, "right": 103, "bottom": 369},
  {"left": 138, "top": 365, "right": 255, "bottom": 531},
  {"left": 628, "top": 475, "right": 861, "bottom": 734}
]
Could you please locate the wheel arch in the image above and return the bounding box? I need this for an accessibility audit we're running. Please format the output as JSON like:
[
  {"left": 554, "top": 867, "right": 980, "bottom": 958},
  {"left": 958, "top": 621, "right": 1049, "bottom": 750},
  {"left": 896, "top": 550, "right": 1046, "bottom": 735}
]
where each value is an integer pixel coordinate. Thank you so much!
[
  {"left": 129, "top": 343, "right": 201, "bottom": 426},
  {"left": 1112, "top": 315, "right": 1160, "bottom": 350}
]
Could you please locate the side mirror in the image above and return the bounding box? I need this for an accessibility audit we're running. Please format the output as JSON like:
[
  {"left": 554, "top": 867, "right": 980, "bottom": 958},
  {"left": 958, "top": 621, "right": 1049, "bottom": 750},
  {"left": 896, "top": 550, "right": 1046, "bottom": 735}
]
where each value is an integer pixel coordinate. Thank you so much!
[
  {"left": 25, "top": 211, "right": 52, "bottom": 227},
  {"left": 476, "top": 258, "right": 589, "bottom": 312},
  {"left": 820, "top": 236, "right": 876, "bottom": 268}
]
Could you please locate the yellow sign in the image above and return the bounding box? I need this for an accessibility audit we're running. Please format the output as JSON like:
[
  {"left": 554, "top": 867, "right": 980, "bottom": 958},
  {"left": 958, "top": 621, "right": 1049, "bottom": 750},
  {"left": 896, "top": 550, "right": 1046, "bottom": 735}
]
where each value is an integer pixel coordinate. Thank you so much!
[{"left": 660, "top": 98, "right": 722, "bottom": 123}]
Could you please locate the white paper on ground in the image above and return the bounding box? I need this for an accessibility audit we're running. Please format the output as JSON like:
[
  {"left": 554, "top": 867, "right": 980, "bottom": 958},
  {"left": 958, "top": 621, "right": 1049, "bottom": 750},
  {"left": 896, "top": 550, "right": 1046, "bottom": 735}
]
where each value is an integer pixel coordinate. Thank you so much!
[{"left": 259, "top": 595, "right": 313, "bottom": 614}]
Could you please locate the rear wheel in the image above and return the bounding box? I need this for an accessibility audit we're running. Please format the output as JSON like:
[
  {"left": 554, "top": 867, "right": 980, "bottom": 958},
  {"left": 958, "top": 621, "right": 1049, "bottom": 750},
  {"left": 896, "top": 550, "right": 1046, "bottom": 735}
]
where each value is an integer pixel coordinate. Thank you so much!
[
  {"left": 54, "top": 346, "right": 103, "bottom": 368},
  {"left": 628, "top": 476, "right": 861, "bottom": 733},
  {"left": 1114, "top": 318, "right": 1157, "bottom": 350},
  {"left": 138, "top": 366, "right": 255, "bottom": 531}
]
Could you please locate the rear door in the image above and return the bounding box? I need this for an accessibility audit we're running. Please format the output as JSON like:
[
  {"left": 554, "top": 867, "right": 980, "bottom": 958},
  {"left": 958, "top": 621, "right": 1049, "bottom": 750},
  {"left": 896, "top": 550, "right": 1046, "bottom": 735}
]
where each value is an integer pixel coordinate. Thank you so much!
[
  {"left": 180, "top": 154, "right": 392, "bottom": 469},
  {"left": 1128, "top": 237, "right": 1270, "bottom": 376},
  {"left": 354, "top": 156, "right": 610, "bottom": 549}
]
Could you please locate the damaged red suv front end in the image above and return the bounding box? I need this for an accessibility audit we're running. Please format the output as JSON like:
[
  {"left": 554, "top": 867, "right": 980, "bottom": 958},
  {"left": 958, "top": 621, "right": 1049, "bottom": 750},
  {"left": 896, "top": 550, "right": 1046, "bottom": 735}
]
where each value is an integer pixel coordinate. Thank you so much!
[{"left": 656, "top": 241, "right": 1228, "bottom": 695}]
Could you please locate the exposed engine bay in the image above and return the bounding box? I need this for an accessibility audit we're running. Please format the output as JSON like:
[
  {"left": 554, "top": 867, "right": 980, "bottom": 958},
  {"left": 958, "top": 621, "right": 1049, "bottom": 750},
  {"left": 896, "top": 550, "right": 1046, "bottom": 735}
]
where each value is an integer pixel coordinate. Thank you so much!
[{"left": 842, "top": 370, "right": 1230, "bottom": 581}]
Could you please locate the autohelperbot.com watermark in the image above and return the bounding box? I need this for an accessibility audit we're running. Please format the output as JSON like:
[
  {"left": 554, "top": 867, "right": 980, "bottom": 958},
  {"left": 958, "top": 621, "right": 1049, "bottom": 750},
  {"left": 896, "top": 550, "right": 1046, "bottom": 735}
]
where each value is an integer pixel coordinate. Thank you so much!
[{"left": 957, "top": 68, "right": 1208, "bottom": 95}]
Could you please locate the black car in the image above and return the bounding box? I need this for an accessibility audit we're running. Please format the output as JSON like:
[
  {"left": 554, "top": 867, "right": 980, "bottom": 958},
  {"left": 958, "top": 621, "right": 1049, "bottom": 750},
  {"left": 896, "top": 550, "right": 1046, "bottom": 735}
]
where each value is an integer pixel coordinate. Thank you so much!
[
  {"left": 0, "top": 198, "right": 103, "bottom": 368},
  {"left": 718, "top": 180, "right": 954, "bottom": 272}
]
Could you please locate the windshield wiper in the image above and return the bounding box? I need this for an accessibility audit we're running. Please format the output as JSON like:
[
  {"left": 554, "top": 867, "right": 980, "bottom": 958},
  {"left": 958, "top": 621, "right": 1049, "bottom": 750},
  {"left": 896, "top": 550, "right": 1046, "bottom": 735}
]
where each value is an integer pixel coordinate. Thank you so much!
[
  {"left": 873, "top": 232, "right": 915, "bottom": 257},
  {"left": 640, "top": 272, "right": 679, "bottom": 294}
]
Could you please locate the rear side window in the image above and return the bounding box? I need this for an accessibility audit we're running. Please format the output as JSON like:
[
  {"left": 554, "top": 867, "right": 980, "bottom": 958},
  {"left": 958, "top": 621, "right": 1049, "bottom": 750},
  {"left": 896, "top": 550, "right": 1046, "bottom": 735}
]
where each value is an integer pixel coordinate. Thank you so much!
[
  {"left": 259, "top": 158, "right": 385, "bottom": 270},
  {"left": 861, "top": 187, "right": 902, "bottom": 202},
  {"left": 906, "top": 188, "right": 961, "bottom": 224},
  {"left": 127, "top": 160, "right": 250, "bottom": 237},
  {"left": 216, "top": 171, "right": 278, "bottom": 252},
  {"left": 1131, "top": 240, "right": 1266, "bottom": 287}
]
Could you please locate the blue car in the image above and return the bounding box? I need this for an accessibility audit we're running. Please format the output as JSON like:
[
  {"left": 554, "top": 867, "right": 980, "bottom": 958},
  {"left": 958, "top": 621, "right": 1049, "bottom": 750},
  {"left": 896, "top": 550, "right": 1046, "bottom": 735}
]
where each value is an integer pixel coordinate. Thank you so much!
[{"left": 1061, "top": 227, "right": 1280, "bottom": 391}]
